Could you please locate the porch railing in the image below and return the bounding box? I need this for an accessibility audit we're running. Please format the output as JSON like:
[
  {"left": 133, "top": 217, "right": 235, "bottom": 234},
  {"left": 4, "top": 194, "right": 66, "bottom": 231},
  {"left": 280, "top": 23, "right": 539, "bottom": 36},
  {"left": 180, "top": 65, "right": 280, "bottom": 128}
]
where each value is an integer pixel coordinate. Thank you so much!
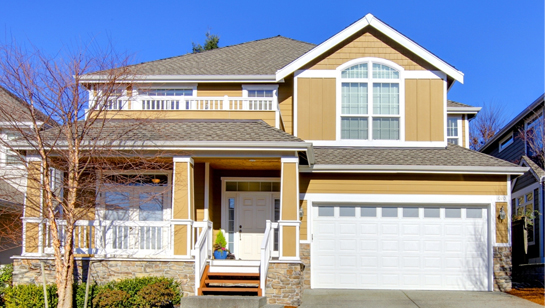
[
  {"left": 104, "top": 96, "right": 277, "bottom": 112},
  {"left": 259, "top": 220, "right": 278, "bottom": 296},
  {"left": 191, "top": 221, "right": 213, "bottom": 295}
]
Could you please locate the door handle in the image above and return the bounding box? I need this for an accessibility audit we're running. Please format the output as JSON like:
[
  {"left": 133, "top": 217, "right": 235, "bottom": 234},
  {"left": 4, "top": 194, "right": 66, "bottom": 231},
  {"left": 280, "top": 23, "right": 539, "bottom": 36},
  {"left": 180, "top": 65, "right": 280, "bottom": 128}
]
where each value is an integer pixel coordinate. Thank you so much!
[{"left": 239, "top": 225, "right": 242, "bottom": 240}]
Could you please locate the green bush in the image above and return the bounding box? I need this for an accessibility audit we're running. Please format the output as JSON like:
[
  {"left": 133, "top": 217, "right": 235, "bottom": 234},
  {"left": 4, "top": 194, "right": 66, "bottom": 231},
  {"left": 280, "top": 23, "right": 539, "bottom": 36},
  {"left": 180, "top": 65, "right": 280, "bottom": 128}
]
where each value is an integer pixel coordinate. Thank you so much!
[
  {"left": 215, "top": 230, "right": 227, "bottom": 249},
  {"left": 92, "top": 289, "right": 130, "bottom": 308},
  {"left": 74, "top": 282, "right": 103, "bottom": 308},
  {"left": 0, "top": 264, "right": 14, "bottom": 307},
  {"left": 3, "top": 284, "right": 58, "bottom": 308},
  {"left": 136, "top": 280, "right": 179, "bottom": 308}
]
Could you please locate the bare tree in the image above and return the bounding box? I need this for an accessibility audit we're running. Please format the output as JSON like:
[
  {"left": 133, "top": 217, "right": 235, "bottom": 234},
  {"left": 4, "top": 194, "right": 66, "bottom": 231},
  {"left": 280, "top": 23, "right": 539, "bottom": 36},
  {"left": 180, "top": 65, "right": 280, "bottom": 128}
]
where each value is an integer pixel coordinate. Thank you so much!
[
  {"left": 520, "top": 109, "right": 544, "bottom": 169},
  {"left": 0, "top": 41, "right": 162, "bottom": 308},
  {"left": 469, "top": 101, "right": 507, "bottom": 150}
]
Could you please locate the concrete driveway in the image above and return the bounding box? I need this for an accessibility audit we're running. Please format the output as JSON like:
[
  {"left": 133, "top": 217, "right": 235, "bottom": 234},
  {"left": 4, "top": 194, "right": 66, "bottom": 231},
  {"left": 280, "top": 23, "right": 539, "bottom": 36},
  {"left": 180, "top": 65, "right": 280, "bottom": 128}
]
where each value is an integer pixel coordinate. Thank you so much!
[{"left": 299, "top": 290, "right": 543, "bottom": 308}]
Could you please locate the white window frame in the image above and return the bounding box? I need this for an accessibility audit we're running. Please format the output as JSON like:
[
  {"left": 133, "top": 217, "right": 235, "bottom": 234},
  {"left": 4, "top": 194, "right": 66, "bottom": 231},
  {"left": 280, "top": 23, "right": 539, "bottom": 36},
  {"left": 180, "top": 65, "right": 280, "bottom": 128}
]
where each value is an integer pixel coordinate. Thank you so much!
[
  {"left": 513, "top": 184, "right": 539, "bottom": 246},
  {"left": 97, "top": 172, "right": 172, "bottom": 222},
  {"left": 524, "top": 107, "right": 544, "bottom": 157},
  {"left": 499, "top": 132, "right": 514, "bottom": 152},
  {"left": 335, "top": 57, "right": 405, "bottom": 145},
  {"left": 242, "top": 84, "right": 279, "bottom": 98},
  {"left": 447, "top": 115, "right": 462, "bottom": 146},
  {"left": 135, "top": 84, "right": 197, "bottom": 98},
  {"left": 1, "top": 130, "right": 24, "bottom": 167}
]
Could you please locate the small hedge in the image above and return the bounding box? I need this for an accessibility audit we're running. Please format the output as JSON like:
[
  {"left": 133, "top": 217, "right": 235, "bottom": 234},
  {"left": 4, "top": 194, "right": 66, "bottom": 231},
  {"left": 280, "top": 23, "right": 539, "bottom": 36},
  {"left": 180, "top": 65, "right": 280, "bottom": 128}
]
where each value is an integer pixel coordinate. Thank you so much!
[{"left": 2, "top": 276, "right": 181, "bottom": 308}]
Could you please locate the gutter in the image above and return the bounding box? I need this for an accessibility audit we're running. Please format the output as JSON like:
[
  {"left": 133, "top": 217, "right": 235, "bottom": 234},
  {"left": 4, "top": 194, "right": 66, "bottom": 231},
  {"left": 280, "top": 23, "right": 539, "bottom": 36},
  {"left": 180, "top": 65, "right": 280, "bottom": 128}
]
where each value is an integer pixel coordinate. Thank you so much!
[
  {"left": 80, "top": 74, "right": 280, "bottom": 83},
  {"left": 447, "top": 107, "right": 482, "bottom": 114},
  {"left": 300, "top": 164, "right": 528, "bottom": 175}
]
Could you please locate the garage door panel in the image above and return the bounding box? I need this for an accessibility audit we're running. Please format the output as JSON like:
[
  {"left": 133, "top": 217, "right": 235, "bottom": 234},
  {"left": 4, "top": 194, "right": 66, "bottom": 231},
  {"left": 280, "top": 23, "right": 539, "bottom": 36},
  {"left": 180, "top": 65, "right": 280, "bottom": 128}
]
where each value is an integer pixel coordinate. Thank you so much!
[{"left": 312, "top": 205, "right": 488, "bottom": 291}]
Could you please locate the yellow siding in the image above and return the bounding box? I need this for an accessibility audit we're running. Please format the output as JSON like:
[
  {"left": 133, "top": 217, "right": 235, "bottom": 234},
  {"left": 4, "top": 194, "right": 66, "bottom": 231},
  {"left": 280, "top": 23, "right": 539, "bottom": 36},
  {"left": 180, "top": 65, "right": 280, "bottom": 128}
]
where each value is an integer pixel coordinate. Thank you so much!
[
  {"left": 24, "top": 223, "right": 39, "bottom": 253},
  {"left": 300, "top": 174, "right": 507, "bottom": 195},
  {"left": 102, "top": 110, "right": 276, "bottom": 127},
  {"left": 173, "top": 162, "right": 189, "bottom": 220},
  {"left": 300, "top": 200, "right": 307, "bottom": 241},
  {"left": 197, "top": 83, "right": 242, "bottom": 97},
  {"left": 282, "top": 226, "right": 297, "bottom": 257},
  {"left": 405, "top": 79, "right": 444, "bottom": 142},
  {"left": 25, "top": 161, "right": 42, "bottom": 217},
  {"left": 281, "top": 162, "right": 298, "bottom": 221},
  {"left": 194, "top": 163, "right": 205, "bottom": 221},
  {"left": 496, "top": 202, "right": 509, "bottom": 243},
  {"left": 297, "top": 78, "right": 336, "bottom": 140},
  {"left": 279, "top": 77, "right": 294, "bottom": 134},
  {"left": 174, "top": 225, "right": 188, "bottom": 255},
  {"left": 304, "top": 28, "right": 437, "bottom": 71}
]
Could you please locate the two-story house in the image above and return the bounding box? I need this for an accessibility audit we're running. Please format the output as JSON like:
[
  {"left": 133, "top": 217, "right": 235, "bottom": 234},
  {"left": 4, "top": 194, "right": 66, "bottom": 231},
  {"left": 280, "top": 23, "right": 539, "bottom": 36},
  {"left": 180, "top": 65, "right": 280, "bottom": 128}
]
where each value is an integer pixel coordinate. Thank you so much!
[
  {"left": 480, "top": 94, "right": 544, "bottom": 284},
  {"left": 13, "top": 14, "right": 526, "bottom": 305}
]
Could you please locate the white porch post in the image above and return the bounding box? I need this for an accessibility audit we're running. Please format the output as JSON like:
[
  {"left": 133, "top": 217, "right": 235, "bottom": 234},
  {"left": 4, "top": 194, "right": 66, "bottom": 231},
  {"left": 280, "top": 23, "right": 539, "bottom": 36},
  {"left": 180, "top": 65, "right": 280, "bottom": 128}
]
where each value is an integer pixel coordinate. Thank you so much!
[{"left": 279, "top": 156, "right": 301, "bottom": 260}]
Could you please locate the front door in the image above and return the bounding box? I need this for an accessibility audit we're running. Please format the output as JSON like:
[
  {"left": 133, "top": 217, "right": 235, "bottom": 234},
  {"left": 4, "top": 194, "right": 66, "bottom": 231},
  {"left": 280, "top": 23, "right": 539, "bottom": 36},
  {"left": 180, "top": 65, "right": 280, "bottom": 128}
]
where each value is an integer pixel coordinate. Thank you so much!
[{"left": 237, "top": 193, "right": 272, "bottom": 260}]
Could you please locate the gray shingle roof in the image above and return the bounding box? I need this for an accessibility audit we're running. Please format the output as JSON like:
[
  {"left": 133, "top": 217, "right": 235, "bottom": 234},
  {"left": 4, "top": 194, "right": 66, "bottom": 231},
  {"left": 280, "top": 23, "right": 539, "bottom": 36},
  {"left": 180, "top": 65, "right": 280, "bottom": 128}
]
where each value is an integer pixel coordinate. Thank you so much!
[
  {"left": 0, "top": 86, "right": 49, "bottom": 123},
  {"left": 40, "top": 119, "right": 304, "bottom": 144},
  {"left": 447, "top": 100, "right": 473, "bottom": 108},
  {"left": 127, "top": 36, "right": 315, "bottom": 76},
  {"left": 522, "top": 156, "right": 545, "bottom": 179},
  {"left": 313, "top": 144, "right": 519, "bottom": 168}
]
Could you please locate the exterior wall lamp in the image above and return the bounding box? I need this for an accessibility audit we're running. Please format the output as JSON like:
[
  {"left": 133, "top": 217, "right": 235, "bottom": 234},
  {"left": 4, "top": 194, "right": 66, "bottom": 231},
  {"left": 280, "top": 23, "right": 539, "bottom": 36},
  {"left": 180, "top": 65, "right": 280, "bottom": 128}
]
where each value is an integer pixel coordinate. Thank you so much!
[
  {"left": 499, "top": 206, "right": 506, "bottom": 221},
  {"left": 299, "top": 206, "right": 304, "bottom": 220}
]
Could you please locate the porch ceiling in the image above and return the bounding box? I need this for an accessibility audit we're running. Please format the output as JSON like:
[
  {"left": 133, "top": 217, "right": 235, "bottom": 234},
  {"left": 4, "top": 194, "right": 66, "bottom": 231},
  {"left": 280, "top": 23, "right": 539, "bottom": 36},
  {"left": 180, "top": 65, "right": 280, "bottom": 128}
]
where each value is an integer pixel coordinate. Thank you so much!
[{"left": 193, "top": 158, "right": 281, "bottom": 170}]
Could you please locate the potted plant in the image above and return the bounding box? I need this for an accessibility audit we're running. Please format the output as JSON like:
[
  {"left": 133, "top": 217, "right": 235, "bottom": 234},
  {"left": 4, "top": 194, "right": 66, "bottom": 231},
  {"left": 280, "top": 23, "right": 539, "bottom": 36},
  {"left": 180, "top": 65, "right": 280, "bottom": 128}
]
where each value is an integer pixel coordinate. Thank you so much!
[{"left": 213, "top": 230, "right": 229, "bottom": 259}]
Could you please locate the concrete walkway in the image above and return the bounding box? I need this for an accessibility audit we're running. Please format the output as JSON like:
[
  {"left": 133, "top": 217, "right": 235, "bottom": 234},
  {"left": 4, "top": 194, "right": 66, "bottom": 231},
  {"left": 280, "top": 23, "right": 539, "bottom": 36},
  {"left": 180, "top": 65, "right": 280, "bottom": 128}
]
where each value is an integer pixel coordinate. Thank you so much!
[{"left": 299, "top": 289, "right": 544, "bottom": 308}]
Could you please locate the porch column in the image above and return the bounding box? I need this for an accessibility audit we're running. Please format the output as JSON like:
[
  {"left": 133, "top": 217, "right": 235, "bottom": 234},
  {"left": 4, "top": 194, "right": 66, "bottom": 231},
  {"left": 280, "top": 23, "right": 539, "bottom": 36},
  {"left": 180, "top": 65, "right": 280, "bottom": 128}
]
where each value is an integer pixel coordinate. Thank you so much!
[
  {"left": 172, "top": 156, "right": 195, "bottom": 257},
  {"left": 279, "top": 156, "right": 300, "bottom": 260},
  {"left": 23, "top": 155, "right": 43, "bottom": 255}
]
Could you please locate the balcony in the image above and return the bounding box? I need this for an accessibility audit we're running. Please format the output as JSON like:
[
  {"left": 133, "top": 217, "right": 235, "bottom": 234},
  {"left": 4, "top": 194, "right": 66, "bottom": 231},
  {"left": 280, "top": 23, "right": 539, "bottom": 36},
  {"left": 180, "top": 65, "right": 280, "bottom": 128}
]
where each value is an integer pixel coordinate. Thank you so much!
[{"left": 104, "top": 96, "right": 277, "bottom": 112}]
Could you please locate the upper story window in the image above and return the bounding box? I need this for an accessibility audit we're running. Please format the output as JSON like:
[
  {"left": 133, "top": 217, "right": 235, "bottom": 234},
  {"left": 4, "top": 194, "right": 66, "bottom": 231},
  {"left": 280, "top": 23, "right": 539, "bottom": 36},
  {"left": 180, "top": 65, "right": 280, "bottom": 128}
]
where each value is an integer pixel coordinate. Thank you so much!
[
  {"left": 140, "top": 89, "right": 193, "bottom": 97},
  {"left": 499, "top": 132, "right": 514, "bottom": 152},
  {"left": 137, "top": 86, "right": 196, "bottom": 111},
  {"left": 447, "top": 116, "right": 461, "bottom": 145},
  {"left": 247, "top": 90, "right": 274, "bottom": 98},
  {"left": 338, "top": 59, "right": 403, "bottom": 141},
  {"left": 525, "top": 109, "right": 543, "bottom": 158}
]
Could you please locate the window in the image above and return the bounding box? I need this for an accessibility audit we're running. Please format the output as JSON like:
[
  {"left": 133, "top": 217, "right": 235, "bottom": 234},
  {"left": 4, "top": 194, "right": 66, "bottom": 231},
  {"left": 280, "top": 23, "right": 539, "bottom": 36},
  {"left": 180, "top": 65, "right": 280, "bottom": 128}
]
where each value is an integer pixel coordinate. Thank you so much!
[
  {"left": 515, "top": 190, "right": 537, "bottom": 245},
  {"left": 140, "top": 89, "right": 193, "bottom": 96},
  {"left": 499, "top": 133, "right": 514, "bottom": 152},
  {"left": 3, "top": 131, "right": 23, "bottom": 165},
  {"left": 242, "top": 85, "right": 278, "bottom": 111},
  {"left": 525, "top": 110, "right": 544, "bottom": 158},
  {"left": 248, "top": 90, "right": 274, "bottom": 98},
  {"left": 138, "top": 87, "right": 196, "bottom": 110},
  {"left": 447, "top": 116, "right": 461, "bottom": 145},
  {"left": 339, "top": 59, "right": 402, "bottom": 141}
]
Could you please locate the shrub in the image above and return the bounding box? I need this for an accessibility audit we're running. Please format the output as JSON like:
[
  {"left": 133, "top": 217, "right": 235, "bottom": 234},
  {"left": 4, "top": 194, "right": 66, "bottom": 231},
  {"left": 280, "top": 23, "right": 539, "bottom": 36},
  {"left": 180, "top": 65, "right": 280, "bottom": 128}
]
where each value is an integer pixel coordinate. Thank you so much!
[
  {"left": 136, "top": 280, "right": 178, "bottom": 308},
  {"left": 3, "top": 284, "right": 58, "bottom": 308},
  {"left": 92, "top": 289, "right": 130, "bottom": 308},
  {"left": 215, "top": 230, "right": 227, "bottom": 249},
  {"left": 0, "top": 264, "right": 14, "bottom": 307},
  {"left": 74, "top": 282, "right": 103, "bottom": 308}
]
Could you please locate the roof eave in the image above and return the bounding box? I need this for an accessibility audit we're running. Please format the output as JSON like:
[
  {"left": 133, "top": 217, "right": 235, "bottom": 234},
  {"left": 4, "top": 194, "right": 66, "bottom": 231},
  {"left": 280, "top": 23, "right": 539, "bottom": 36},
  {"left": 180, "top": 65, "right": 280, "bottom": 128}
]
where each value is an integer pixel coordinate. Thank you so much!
[
  {"left": 447, "top": 107, "right": 482, "bottom": 114},
  {"left": 80, "top": 74, "right": 279, "bottom": 83},
  {"left": 276, "top": 13, "right": 464, "bottom": 83},
  {"left": 300, "top": 164, "right": 527, "bottom": 175}
]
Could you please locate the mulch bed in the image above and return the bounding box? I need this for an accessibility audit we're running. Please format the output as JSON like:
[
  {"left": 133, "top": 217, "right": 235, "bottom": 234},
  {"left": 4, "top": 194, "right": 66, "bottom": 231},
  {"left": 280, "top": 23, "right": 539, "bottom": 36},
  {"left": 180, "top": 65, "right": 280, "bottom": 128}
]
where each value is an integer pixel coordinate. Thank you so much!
[{"left": 507, "top": 288, "right": 545, "bottom": 306}]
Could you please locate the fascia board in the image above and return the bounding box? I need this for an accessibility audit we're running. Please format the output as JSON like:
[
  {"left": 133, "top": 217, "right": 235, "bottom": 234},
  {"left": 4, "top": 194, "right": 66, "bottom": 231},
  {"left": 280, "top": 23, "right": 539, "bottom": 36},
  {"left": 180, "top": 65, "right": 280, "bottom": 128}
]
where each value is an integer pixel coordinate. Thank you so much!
[
  {"left": 300, "top": 164, "right": 528, "bottom": 175},
  {"left": 447, "top": 107, "right": 482, "bottom": 114},
  {"left": 80, "top": 75, "right": 278, "bottom": 83},
  {"left": 276, "top": 14, "right": 464, "bottom": 83}
]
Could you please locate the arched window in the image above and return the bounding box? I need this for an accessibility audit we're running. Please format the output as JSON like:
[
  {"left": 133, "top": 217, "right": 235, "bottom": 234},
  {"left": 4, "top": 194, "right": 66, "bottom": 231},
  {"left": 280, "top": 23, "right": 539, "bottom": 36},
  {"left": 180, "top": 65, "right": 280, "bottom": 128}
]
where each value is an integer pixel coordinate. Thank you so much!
[{"left": 338, "top": 59, "right": 402, "bottom": 141}]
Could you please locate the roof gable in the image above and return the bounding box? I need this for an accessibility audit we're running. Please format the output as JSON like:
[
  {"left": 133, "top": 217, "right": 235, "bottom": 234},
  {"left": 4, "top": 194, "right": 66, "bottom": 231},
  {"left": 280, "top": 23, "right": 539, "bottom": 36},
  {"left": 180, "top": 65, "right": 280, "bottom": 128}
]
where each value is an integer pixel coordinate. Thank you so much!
[{"left": 276, "top": 14, "right": 464, "bottom": 83}]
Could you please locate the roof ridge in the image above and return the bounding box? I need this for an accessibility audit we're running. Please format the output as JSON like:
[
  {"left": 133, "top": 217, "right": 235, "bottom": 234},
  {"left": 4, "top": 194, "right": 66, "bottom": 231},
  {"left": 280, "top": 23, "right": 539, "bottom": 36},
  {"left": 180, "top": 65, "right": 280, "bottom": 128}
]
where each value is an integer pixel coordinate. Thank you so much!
[{"left": 129, "top": 35, "right": 314, "bottom": 69}]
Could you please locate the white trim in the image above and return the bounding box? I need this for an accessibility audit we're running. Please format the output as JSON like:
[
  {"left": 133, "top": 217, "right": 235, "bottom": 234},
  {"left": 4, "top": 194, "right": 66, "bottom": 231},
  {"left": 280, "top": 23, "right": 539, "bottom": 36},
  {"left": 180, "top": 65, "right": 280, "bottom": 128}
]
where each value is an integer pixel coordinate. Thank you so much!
[
  {"left": 204, "top": 163, "right": 210, "bottom": 221},
  {"left": 276, "top": 13, "right": 464, "bottom": 83},
  {"left": 447, "top": 107, "right": 482, "bottom": 115},
  {"left": 242, "top": 84, "right": 279, "bottom": 96},
  {"left": 281, "top": 156, "right": 299, "bottom": 163},
  {"left": 173, "top": 156, "right": 194, "bottom": 164},
  {"left": 299, "top": 164, "right": 526, "bottom": 175},
  {"left": 443, "top": 79, "right": 448, "bottom": 145},
  {"left": 306, "top": 140, "right": 447, "bottom": 148},
  {"left": 507, "top": 175, "right": 513, "bottom": 246},
  {"left": 294, "top": 75, "right": 298, "bottom": 137},
  {"left": 465, "top": 114, "right": 470, "bottom": 148},
  {"left": 81, "top": 75, "right": 280, "bottom": 83},
  {"left": 499, "top": 132, "right": 514, "bottom": 153},
  {"left": 447, "top": 115, "right": 463, "bottom": 146}
]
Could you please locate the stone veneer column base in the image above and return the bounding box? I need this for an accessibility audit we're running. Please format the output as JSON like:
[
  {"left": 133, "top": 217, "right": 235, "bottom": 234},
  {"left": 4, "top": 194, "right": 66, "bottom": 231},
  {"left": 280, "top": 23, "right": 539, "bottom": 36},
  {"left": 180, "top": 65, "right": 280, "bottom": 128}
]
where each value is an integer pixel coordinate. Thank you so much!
[
  {"left": 493, "top": 246, "right": 512, "bottom": 292},
  {"left": 13, "top": 258, "right": 196, "bottom": 297},
  {"left": 300, "top": 243, "right": 311, "bottom": 290},
  {"left": 265, "top": 262, "right": 305, "bottom": 306}
]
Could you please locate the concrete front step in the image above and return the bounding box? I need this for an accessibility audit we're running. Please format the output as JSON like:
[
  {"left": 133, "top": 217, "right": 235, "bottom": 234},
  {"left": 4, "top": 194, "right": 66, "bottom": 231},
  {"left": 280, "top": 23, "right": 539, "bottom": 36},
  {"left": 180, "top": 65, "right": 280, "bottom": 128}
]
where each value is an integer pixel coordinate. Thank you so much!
[{"left": 180, "top": 296, "right": 267, "bottom": 308}]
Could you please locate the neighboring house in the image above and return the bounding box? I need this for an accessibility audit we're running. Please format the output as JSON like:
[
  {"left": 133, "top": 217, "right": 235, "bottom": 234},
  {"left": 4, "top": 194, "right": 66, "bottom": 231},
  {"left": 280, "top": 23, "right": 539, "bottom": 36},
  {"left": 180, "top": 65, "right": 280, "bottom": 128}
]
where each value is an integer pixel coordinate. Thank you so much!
[
  {"left": 13, "top": 14, "right": 526, "bottom": 305},
  {"left": 0, "top": 86, "right": 51, "bottom": 263},
  {"left": 480, "top": 94, "right": 544, "bottom": 267}
]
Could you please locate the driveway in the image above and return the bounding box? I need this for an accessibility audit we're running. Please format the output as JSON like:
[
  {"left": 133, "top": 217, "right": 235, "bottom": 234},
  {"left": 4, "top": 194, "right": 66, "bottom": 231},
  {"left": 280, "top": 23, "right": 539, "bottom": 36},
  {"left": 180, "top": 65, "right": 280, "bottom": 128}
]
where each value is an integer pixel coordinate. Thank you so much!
[{"left": 299, "top": 289, "right": 544, "bottom": 308}]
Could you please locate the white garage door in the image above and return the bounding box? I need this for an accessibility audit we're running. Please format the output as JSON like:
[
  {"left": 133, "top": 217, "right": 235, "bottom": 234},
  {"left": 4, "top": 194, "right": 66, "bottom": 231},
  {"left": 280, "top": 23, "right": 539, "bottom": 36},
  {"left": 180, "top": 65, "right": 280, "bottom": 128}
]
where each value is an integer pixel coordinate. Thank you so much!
[{"left": 312, "top": 205, "right": 489, "bottom": 291}]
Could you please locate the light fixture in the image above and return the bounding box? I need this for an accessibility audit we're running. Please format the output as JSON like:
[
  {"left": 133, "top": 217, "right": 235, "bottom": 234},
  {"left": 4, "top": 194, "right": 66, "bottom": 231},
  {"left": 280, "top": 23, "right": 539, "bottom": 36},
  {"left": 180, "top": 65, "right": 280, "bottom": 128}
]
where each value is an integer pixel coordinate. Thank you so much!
[
  {"left": 299, "top": 206, "right": 304, "bottom": 220},
  {"left": 499, "top": 206, "right": 506, "bottom": 221},
  {"left": 152, "top": 178, "right": 161, "bottom": 184}
]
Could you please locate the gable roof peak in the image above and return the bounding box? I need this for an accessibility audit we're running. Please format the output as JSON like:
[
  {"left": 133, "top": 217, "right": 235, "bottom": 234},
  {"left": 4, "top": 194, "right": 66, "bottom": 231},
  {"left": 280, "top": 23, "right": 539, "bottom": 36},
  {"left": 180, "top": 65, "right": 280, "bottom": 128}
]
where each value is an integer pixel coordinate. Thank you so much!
[{"left": 276, "top": 13, "right": 464, "bottom": 84}]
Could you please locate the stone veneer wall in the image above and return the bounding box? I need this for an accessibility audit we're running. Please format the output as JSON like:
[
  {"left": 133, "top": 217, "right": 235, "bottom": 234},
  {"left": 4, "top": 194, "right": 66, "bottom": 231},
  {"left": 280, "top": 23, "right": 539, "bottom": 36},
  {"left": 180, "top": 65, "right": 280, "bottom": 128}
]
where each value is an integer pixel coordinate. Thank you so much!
[
  {"left": 300, "top": 243, "right": 311, "bottom": 290},
  {"left": 13, "top": 258, "right": 196, "bottom": 297},
  {"left": 493, "top": 246, "right": 512, "bottom": 292},
  {"left": 265, "top": 262, "right": 305, "bottom": 306}
]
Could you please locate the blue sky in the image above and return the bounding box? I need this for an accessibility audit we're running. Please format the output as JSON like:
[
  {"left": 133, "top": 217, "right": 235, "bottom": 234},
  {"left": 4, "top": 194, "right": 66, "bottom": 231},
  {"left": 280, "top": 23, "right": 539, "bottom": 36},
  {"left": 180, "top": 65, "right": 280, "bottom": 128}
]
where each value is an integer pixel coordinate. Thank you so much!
[{"left": 1, "top": 0, "right": 543, "bottom": 120}]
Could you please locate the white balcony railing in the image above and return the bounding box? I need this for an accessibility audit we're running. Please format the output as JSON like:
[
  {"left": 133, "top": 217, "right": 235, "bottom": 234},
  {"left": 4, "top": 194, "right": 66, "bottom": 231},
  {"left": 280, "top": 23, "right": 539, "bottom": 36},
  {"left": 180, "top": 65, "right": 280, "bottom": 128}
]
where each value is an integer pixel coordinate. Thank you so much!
[
  {"left": 103, "top": 96, "right": 277, "bottom": 112},
  {"left": 191, "top": 220, "right": 213, "bottom": 295}
]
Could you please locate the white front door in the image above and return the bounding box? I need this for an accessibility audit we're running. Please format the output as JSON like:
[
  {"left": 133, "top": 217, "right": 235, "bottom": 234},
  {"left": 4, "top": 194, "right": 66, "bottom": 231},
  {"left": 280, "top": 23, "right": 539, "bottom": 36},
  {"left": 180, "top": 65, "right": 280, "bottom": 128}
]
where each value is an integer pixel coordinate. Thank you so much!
[{"left": 237, "top": 193, "right": 272, "bottom": 260}]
